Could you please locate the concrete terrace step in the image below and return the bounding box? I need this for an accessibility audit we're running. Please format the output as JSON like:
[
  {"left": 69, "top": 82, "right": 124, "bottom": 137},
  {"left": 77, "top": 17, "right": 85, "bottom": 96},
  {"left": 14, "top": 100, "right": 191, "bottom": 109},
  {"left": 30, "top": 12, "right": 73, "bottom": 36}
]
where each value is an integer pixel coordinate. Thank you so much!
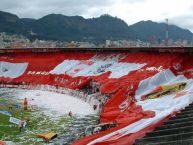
[
  {"left": 176, "top": 110, "right": 193, "bottom": 116},
  {"left": 181, "top": 107, "right": 193, "bottom": 112},
  {"left": 185, "top": 106, "right": 193, "bottom": 110},
  {"left": 185, "top": 104, "right": 193, "bottom": 108},
  {"left": 155, "top": 121, "right": 193, "bottom": 131},
  {"left": 185, "top": 103, "right": 193, "bottom": 106},
  {"left": 169, "top": 113, "right": 193, "bottom": 120},
  {"left": 145, "top": 126, "right": 193, "bottom": 137},
  {"left": 135, "top": 132, "right": 193, "bottom": 145},
  {"left": 164, "top": 116, "right": 193, "bottom": 125},
  {"left": 134, "top": 104, "right": 193, "bottom": 145},
  {"left": 145, "top": 139, "right": 193, "bottom": 145},
  {"left": 174, "top": 110, "right": 191, "bottom": 115}
]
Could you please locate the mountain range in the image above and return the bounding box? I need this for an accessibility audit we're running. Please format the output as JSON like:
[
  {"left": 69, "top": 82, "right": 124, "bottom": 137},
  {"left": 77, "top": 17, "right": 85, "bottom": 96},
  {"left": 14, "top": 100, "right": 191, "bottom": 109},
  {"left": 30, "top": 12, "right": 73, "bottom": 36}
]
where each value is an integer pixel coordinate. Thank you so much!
[{"left": 0, "top": 11, "right": 192, "bottom": 43}]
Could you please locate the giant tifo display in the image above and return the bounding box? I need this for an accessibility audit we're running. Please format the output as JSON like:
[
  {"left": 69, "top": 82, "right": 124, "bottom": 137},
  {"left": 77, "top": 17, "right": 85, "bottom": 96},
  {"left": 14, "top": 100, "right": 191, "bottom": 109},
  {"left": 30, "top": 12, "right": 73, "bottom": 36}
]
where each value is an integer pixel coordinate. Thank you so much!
[{"left": 0, "top": 48, "right": 193, "bottom": 145}]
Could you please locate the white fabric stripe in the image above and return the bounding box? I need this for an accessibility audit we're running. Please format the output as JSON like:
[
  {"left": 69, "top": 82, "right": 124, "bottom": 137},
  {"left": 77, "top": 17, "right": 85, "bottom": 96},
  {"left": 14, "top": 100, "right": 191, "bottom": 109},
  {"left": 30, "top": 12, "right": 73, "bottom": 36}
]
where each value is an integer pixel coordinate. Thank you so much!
[
  {"left": 88, "top": 71, "right": 193, "bottom": 145},
  {"left": 135, "top": 69, "right": 187, "bottom": 101},
  {"left": 50, "top": 60, "right": 80, "bottom": 74},
  {"left": 0, "top": 61, "right": 28, "bottom": 78},
  {"left": 50, "top": 59, "right": 146, "bottom": 78}
]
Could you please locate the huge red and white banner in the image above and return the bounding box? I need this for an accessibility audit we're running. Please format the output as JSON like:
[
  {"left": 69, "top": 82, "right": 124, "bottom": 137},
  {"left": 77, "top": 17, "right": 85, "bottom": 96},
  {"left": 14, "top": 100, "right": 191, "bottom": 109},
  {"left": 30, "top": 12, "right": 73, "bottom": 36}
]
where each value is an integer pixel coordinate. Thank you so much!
[{"left": 0, "top": 51, "right": 192, "bottom": 145}]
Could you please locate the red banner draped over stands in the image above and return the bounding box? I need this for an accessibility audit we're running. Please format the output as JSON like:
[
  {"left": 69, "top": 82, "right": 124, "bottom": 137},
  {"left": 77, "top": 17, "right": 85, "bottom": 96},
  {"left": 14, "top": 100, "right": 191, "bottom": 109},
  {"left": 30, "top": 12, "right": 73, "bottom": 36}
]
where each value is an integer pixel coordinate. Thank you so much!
[{"left": 0, "top": 50, "right": 193, "bottom": 145}]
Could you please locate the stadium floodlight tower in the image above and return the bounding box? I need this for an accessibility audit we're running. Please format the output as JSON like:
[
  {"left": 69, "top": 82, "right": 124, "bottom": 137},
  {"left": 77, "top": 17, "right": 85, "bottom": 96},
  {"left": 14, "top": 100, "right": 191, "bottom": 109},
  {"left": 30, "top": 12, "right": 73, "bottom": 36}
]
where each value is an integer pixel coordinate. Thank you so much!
[{"left": 165, "top": 18, "right": 169, "bottom": 46}]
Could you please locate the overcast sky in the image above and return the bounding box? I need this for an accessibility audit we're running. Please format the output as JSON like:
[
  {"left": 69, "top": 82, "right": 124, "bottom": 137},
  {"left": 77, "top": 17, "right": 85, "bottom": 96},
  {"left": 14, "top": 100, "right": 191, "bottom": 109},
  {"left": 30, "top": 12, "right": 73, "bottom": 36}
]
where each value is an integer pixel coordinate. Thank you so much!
[{"left": 1, "top": 0, "right": 193, "bottom": 32}]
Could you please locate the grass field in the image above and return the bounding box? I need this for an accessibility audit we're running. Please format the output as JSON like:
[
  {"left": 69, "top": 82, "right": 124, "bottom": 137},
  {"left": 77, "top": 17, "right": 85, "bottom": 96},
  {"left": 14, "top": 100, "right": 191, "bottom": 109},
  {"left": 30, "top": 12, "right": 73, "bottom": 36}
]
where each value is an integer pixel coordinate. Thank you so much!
[
  {"left": 0, "top": 97, "right": 74, "bottom": 145},
  {"left": 0, "top": 88, "right": 98, "bottom": 145},
  {"left": 0, "top": 97, "right": 27, "bottom": 137}
]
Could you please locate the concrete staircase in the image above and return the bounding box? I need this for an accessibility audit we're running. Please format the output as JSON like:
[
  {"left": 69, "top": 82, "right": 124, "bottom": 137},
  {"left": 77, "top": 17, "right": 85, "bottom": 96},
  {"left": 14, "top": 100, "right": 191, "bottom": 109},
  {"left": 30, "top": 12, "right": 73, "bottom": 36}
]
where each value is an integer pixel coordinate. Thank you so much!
[{"left": 135, "top": 103, "right": 193, "bottom": 145}]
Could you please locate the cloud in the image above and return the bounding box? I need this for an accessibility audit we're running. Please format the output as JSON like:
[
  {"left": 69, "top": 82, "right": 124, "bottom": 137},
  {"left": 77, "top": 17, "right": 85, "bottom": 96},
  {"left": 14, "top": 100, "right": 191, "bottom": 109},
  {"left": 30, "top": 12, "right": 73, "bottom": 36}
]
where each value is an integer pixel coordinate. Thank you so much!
[
  {"left": 0, "top": 0, "right": 193, "bottom": 32},
  {"left": 0, "top": 0, "right": 146, "bottom": 18},
  {"left": 170, "top": 15, "right": 193, "bottom": 32},
  {"left": 0, "top": 0, "right": 115, "bottom": 18}
]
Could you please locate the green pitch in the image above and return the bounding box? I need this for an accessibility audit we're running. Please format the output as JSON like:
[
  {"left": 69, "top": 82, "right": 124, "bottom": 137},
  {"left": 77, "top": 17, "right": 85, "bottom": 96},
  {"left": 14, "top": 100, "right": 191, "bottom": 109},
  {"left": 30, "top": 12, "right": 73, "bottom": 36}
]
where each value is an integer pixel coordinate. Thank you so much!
[{"left": 0, "top": 97, "right": 73, "bottom": 145}]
